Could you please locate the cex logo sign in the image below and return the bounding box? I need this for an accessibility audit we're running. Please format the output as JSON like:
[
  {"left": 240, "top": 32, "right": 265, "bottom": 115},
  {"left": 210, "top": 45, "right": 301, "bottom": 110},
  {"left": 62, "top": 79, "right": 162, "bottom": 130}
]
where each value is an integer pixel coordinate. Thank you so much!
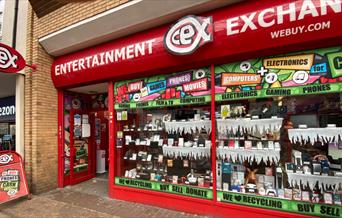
[
  {"left": 0, "top": 43, "right": 26, "bottom": 73},
  {"left": 164, "top": 15, "right": 213, "bottom": 55}
]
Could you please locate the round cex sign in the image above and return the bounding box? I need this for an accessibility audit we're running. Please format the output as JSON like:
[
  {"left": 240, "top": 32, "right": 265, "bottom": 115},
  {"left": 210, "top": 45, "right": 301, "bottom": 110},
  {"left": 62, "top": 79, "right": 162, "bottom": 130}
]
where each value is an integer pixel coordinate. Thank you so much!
[
  {"left": 164, "top": 15, "right": 213, "bottom": 55},
  {"left": 0, "top": 43, "right": 26, "bottom": 73}
]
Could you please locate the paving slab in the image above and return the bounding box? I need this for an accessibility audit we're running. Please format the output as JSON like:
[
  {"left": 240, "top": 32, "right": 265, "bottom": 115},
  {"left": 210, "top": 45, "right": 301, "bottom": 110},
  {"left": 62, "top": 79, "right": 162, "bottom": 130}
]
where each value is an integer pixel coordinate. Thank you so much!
[{"left": 0, "top": 177, "right": 210, "bottom": 218}]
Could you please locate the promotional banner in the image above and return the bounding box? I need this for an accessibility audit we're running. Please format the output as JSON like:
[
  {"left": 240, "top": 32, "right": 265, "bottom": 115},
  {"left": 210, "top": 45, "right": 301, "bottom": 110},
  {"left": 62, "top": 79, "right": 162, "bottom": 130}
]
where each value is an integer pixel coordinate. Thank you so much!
[
  {"left": 114, "top": 68, "right": 211, "bottom": 109},
  {"left": 115, "top": 177, "right": 212, "bottom": 200},
  {"left": 218, "top": 191, "right": 342, "bottom": 217},
  {"left": 0, "top": 151, "right": 29, "bottom": 203},
  {"left": 215, "top": 46, "right": 342, "bottom": 101}
]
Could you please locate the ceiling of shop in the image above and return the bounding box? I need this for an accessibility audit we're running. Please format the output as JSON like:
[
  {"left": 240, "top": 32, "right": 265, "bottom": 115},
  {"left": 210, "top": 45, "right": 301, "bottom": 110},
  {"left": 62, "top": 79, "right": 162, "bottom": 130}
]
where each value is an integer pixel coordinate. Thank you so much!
[
  {"left": 39, "top": 0, "right": 242, "bottom": 57},
  {"left": 0, "top": 74, "right": 16, "bottom": 98},
  {"left": 68, "top": 82, "right": 108, "bottom": 94}
]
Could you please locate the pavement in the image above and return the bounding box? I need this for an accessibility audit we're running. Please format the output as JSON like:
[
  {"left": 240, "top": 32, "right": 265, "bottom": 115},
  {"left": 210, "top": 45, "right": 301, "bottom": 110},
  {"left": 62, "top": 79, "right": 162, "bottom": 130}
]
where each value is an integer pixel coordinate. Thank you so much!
[{"left": 0, "top": 175, "right": 209, "bottom": 218}]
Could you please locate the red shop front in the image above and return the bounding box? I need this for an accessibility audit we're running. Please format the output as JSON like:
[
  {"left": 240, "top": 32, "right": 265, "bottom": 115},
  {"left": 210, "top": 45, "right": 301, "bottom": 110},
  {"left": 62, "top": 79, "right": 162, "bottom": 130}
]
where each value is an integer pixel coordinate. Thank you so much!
[{"left": 52, "top": 0, "right": 342, "bottom": 217}]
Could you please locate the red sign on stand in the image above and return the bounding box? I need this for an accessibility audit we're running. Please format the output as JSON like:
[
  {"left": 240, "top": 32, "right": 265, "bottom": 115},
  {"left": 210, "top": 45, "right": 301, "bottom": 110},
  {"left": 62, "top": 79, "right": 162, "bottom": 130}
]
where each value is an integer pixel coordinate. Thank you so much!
[{"left": 0, "top": 151, "right": 29, "bottom": 203}]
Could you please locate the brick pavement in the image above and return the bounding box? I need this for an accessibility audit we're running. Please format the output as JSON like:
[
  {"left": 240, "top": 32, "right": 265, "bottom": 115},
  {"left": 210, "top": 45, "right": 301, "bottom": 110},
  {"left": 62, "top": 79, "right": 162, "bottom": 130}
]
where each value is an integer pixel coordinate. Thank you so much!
[{"left": 0, "top": 178, "right": 209, "bottom": 218}]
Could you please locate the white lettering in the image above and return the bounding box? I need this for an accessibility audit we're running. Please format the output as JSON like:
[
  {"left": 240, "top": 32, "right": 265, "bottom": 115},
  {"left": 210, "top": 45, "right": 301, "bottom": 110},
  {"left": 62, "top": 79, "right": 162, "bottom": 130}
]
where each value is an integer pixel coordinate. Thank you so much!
[
  {"left": 240, "top": 12, "right": 257, "bottom": 33},
  {"left": 258, "top": 8, "right": 275, "bottom": 27},
  {"left": 126, "top": 45, "right": 134, "bottom": 59},
  {"left": 226, "top": 17, "right": 240, "bottom": 35},
  {"left": 298, "top": 0, "right": 319, "bottom": 20},
  {"left": 135, "top": 43, "right": 145, "bottom": 57},
  {"left": 115, "top": 47, "right": 126, "bottom": 61},
  {"left": 55, "top": 65, "right": 60, "bottom": 76},
  {"left": 277, "top": 3, "right": 296, "bottom": 24},
  {"left": 146, "top": 39, "right": 155, "bottom": 54},
  {"left": 320, "top": 0, "right": 341, "bottom": 15}
]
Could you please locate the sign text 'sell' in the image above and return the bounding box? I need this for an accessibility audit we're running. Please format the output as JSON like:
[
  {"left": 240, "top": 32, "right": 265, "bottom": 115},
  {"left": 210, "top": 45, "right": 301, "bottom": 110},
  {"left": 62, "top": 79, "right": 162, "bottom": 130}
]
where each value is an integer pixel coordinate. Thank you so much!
[
  {"left": 0, "top": 151, "right": 29, "bottom": 203},
  {"left": 52, "top": 0, "right": 342, "bottom": 88},
  {"left": 0, "top": 43, "right": 26, "bottom": 73}
]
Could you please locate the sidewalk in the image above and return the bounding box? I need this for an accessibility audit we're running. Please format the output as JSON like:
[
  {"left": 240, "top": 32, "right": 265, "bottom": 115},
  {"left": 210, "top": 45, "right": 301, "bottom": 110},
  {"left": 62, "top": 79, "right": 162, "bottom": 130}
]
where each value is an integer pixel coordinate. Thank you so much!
[{"left": 0, "top": 177, "right": 209, "bottom": 218}]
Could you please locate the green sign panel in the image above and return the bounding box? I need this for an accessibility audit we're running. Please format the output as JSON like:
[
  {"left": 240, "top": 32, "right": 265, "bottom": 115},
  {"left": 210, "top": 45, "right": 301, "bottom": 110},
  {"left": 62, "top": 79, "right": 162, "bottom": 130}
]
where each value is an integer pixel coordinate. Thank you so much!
[
  {"left": 218, "top": 191, "right": 342, "bottom": 217},
  {"left": 216, "top": 83, "right": 342, "bottom": 101},
  {"left": 114, "top": 68, "right": 211, "bottom": 109},
  {"left": 215, "top": 46, "right": 342, "bottom": 101},
  {"left": 327, "top": 51, "right": 342, "bottom": 78},
  {"left": 115, "top": 177, "right": 212, "bottom": 200}
]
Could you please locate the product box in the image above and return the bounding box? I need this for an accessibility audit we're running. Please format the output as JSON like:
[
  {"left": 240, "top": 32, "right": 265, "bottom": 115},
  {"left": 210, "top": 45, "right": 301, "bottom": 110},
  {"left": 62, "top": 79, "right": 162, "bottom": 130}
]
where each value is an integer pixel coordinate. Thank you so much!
[
  {"left": 293, "top": 189, "right": 301, "bottom": 201},
  {"left": 333, "top": 194, "right": 342, "bottom": 205},
  {"left": 284, "top": 188, "right": 293, "bottom": 200},
  {"left": 302, "top": 191, "right": 311, "bottom": 201},
  {"left": 324, "top": 192, "right": 333, "bottom": 204}
]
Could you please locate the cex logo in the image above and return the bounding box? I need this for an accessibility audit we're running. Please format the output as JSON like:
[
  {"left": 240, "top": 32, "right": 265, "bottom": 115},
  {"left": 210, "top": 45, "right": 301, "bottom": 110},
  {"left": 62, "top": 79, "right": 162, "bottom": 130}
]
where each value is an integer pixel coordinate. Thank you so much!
[
  {"left": 0, "top": 43, "right": 26, "bottom": 74},
  {"left": 0, "top": 47, "right": 18, "bottom": 69},
  {"left": 164, "top": 15, "right": 213, "bottom": 55}
]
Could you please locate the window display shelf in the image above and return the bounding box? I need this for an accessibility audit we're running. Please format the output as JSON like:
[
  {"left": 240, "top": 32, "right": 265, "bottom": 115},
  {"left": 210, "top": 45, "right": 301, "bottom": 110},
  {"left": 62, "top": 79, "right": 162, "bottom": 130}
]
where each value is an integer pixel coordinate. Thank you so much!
[
  {"left": 164, "top": 120, "right": 211, "bottom": 134},
  {"left": 287, "top": 172, "right": 342, "bottom": 190},
  {"left": 217, "top": 118, "right": 283, "bottom": 135},
  {"left": 288, "top": 127, "right": 342, "bottom": 143},
  {"left": 162, "top": 146, "right": 211, "bottom": 159},
  {"left": 216, "top": 147, "right": 280, "bottom": 164}
]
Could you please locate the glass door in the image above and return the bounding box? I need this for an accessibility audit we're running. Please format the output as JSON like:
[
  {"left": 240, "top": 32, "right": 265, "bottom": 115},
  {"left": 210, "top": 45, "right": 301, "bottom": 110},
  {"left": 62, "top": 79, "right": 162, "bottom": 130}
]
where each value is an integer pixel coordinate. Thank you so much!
[{"left": 69, "top": 109, "right": 95, "bottom": 184}]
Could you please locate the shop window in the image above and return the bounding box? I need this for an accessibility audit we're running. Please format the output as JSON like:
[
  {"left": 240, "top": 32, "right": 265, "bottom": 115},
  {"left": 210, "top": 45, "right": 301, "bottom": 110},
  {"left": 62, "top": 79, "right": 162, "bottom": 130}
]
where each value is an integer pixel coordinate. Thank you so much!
[
  {"left": 114, "top": 68, "right": 214, "bottom": 200},
  {"left": 214, "top": 46, "right": 342, "bottom": 216}
]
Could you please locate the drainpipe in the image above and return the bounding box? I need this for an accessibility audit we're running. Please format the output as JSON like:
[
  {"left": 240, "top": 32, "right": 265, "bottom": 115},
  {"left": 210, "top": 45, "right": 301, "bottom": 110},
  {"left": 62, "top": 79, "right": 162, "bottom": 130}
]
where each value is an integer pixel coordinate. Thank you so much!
[{"left": 12, "top": 0, "right": 19, "bottom": 48}]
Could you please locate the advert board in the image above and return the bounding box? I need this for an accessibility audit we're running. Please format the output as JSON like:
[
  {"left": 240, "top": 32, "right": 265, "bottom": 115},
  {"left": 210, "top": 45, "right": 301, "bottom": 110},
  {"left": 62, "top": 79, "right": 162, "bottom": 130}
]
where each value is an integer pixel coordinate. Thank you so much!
[
  {"left": 114, "top": 68, "right": 211, "bottom": 109},
  {"left": 0, "top": 151, "right": 29, "bottom": 203},
  {"left": 215, "top": 46, "right": 342, "bottom": 101}
]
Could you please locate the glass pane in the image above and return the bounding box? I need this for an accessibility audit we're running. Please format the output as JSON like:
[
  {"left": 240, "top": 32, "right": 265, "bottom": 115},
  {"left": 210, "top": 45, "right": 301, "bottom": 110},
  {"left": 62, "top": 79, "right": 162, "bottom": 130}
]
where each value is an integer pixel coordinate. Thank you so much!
[{"left": 114, "top": 68, "right": 213, "bottom": 199}]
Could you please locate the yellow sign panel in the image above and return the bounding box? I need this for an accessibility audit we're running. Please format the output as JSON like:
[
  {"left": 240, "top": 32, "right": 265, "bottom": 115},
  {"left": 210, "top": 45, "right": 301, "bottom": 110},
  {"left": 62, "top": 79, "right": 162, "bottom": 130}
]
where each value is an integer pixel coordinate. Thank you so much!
[
  {"left": 221, "top": 73, "right": 261, "bottom": 86},
  {"left": 263, "top": 54, "right": 314, "bottom": 70}
]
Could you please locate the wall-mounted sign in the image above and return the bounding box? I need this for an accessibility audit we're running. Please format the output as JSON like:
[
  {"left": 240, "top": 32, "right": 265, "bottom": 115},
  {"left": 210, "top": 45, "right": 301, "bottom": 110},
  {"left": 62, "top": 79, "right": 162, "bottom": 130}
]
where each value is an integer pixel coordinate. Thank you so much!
[
  {"left": 0, "top": 96, "right": 15, "bottom": 122},
  {"left": 0, "top": 151, "right": 29, "bottom": 204},
  {"left": 164, "top": 15, "right": 213, "bottom": 55},
  {"left": 51, "top": 0, "right": 342, "bottom": 88},
  {"left": 0, "top": 43, "right": 26, "bottom": 74},
  {"left": 215, "top": 46, "right": 342, "bottom": 101},
  {"left": 114, "top": 68, "right": 211, "bottom": 109}
]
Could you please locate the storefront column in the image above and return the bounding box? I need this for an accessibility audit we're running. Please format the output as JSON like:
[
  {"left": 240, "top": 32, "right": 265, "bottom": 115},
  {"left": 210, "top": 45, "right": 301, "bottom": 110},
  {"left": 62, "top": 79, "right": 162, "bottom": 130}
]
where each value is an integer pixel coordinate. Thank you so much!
[
  {"left": 15, "top": 74, "right": 24, "bottom": 156},
  {"left": 210, "top": 64, "right": 217, "bottom": 202},
  {"left": 108, "top": 82, "right": 115, "bottom": 197}
]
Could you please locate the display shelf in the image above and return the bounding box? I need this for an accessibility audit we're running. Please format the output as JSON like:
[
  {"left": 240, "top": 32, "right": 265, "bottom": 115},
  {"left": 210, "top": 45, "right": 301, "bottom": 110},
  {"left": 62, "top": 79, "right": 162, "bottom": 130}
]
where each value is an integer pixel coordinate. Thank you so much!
[
  {"left": 164, "top": 120, "right": 211, "bottom": 134},
  {"left": 217, "top": 118, "right": 283, "bottom": 135},
  {"left": 216, "top": 147, "right": 280, "bottom": 164},
  {"left": 287, "top": 172, "right": 342, "bottom": 190},
  {"left": 162, "top": 146, "right": 211, "bottom": 158},
  {"left": 288, "top": 127, "right": 342, "bottom": 143}
]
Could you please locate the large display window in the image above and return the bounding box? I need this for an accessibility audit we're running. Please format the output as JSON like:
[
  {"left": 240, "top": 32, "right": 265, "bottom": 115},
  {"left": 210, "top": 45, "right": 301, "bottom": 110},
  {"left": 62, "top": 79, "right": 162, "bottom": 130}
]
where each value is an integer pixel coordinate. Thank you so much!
[
  {"left": 214, "top": 46, "right": 342, "bottom": 217},
  {"left": 112, "top": 46, "right": 342, "bottom": 216},
  {"left": 114, "top": 68, "right": 214, "bottom": 199}
]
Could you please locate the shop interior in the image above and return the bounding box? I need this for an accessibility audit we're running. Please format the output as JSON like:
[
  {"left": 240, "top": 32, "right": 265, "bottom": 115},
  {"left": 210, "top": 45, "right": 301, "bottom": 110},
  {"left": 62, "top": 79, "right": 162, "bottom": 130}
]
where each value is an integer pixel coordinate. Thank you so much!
[{"left": 63, "top": 83, "right": 109, "bottom": 186}]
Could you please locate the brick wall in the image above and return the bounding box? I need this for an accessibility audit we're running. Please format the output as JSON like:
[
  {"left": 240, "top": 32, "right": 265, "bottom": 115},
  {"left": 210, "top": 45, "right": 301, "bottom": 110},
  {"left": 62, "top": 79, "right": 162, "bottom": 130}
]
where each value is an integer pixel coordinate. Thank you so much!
[{"left": 25, "top": 0, "right": 128, "bottom": 193}]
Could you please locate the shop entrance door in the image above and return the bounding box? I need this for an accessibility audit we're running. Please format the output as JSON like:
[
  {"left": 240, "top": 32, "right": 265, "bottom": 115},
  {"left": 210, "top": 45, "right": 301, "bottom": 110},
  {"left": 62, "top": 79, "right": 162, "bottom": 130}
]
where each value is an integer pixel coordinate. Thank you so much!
[{"left": 69, "top": 109, "right": 96, "bottom": 185}]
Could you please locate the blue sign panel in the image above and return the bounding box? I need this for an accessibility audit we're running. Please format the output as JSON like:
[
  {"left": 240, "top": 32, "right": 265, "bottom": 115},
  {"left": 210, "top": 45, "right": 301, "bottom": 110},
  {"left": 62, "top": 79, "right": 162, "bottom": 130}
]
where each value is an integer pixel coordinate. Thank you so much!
[{"left": 0, "top": 96, "right": 15, "bottom": 122}]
